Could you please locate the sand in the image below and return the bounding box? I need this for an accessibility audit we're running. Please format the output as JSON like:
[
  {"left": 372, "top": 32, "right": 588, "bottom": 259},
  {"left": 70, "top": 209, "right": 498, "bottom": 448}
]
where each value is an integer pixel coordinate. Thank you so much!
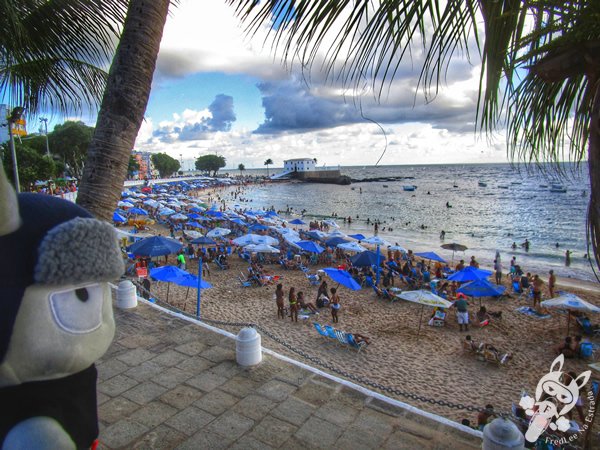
[{"left": 140, "top": 237, "right": 600, "bottom": 428}]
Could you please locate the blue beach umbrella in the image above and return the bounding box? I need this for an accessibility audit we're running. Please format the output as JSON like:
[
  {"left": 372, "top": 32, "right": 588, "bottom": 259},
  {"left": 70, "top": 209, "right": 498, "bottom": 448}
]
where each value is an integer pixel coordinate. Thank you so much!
[
  {"left": 289, "top": 218, "right": 306, "bottom": 225},
  {"left": 350, "top": 251, "right": 385, "bottom": 267},
  {"left": 296, "top": 240, "right": 325, "bottom": 254},
  {"left": 348, "top": 233, "right": 366, "bottom": 241},
  {"left": 187, "top": 213, "right": 202, "bottom": 219},
  {"left": 447, "top": 266, "right": 493, "bottom": 282},
  {"left": 338, "top": 241, "right": 367, "bottom": 253},
  {"left": 229, "top": 218, "right": 248, "bottom": 226},
  {"left": 186, "top": 221, "right": 204, "bottom": 228},
  {"left": 457, "top": 279, "right": 506, "bottom": 297},
  {"left": 249, "top": 224, "right": 269, "bottom": 232},
  {"left": 323, "top": 268, "right": 361, "bottom": 291},
  {"left": 414, "top": 251, "right": 446, "bottom": 263},
  {"left": 128, "top": 236, "right": 182, "bottom": 257},
  {"left": 191, "top": 236, "right": 217, "bottom": 245},
  {"left": 113, "top": 212, "right": 127, "bottom": 223},
  {"left": 324, "top": 237, "right": 350, "bottom": 247},
  {"left": 128, "top": 207, "right": 148, "bottom": 216}
]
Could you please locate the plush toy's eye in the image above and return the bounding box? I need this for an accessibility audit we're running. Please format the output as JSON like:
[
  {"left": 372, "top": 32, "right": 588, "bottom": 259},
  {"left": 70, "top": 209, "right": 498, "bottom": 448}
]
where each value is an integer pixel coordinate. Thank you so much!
[{"left": 49, "top": 284, "right": 105, "bottom": 334}]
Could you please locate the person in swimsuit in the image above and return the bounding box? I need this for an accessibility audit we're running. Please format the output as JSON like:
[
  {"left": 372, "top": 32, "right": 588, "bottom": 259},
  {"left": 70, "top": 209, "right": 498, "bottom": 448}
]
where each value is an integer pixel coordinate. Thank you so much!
[
  {"left": 316, "top": 280, "right": 329, "bottom": 305},
  {"left": 330, "top": 287, "right": 340, "bottom": 323},
  {"left": 531, "top": 274, "right": 544, "bottom": 308},
  {"left": 288, "top": 286, "right": 298, "bottom": 322},
  {"left": 275, "top": 283, "right": 285, "bottom": 319},
  {"left": 297, "top": 291, "right": 318, "bottom": 314}
]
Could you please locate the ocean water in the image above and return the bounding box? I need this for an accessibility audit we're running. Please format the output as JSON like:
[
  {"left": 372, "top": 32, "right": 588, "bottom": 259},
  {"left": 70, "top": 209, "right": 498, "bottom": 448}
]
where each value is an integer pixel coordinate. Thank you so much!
[{"left": 225, "top": 163, "right": 598, "bottom": 282}]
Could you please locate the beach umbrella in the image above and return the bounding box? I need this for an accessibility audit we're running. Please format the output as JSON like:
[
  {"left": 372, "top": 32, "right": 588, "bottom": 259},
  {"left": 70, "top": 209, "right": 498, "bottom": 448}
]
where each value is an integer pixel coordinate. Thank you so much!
[
  {"left": 186, "top": 221, "right": 204, "bottom": 228},
  {"left": 189, "top": 207, "right": 205, "bottom": 213},
  {"left": 296, "top": 240, "right": 325, "bottom": 254},
  {"left": 350, "top": 251, "right": 385, "bottom": 267},
  {"left": 118, "top": 200, "right": 135, "bottom": 208},
  {"left": 143, "top": 199, "right": 160, "bottom": 208},
  {"left": 457, "top": 278, "right": 506, "bottom": 307},
  {"left": 363, "top": 236, "right": 389, "bottom": 285},
  {"left": 127, "top": 236, "right": 182, "bottom": 257},
  {"left": 158, "top": 208, "right": 176, "bottom": 216},
  {"left": 187, "top": 213, "right": 202, "bottom": 219},
  {"left": 414, "top": 252, "right": 446, "bottom": 263},
  {"left": 289, "top": 218, "right": 306, "bottom": 225},
  {"left": 324, "top": 236, "right": 350, "bottom": 247},
  {"left": 398, "top": 290, "right": 453, "bottom": 340},
  {"left": 388, "top": 244, "right": 408, "bottom": 253},
  {"left": 249, "top": 224, "right": 269, "bottom": 232},
  {"left": 170, "top": 213, "right": 189, "bottom": 221},
  {"left": 441, "top": 242, "right": 468, "bottom": 263},
  {"left": 337, "top": 241, "right": 367, "bottom": 253},
  {"left": 246, "top": 243, "right": 280, "bottom": 253},
  {"left": 191, "top": 236, "right": 216, "bottom": 246},
  {"left": 323, "top": 219, "right": 340, "bottom": 229},
  {"left": 229, "top": 218, "right": 248, "bottom": 226},
  {"left": 113, "top": 212, "right": 127, "bottom": 223},
  {"left": 322, "top": 268, "right": 361, "bottom": 291},
  {"left": 348, "top": 233, "right": 366, "bottom": 241},
  {"left": 306, "top": 230, "right": 328, "bottom": 240},
  {"left": 541, "top": 293, "right": 600, "bottom": 334},
  {"left": 129, "top": 207, "right": 148, "bottom": 216},
  {"left": 150, "top": 266, "right": 211, "bottom": 303},
  {"left": 447, "top": 266, "right": 493, "bottom": 282},
  {"left": 206, "top": 227, "right": 231, "bottom": 238},
  {"left": 205, "top": 210, "right": 225, "bottom": 218},
  {"left": 232, "top": 234, "right": 279, "bottom": 246}
]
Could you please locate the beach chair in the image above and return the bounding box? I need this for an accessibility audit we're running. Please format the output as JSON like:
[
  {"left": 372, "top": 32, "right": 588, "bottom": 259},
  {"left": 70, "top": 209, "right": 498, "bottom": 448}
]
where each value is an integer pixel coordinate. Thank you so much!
[
  {"left": 373, "top": 285, "right": 384, "bottom": 298},
  {"left": 512, "top": 281, "right": 522, "bottom": 295},
  {"left": 346, "top": 333, "right": 368, "bottom": 352},
  {"left": 324, "top": 325, "right": 340, "bottom": 343},
  {"left": 238, "top": 275, "right": 252, "bottom": 288},
  {"left": 306, "top": 273, "right": 320, "bottom": 286},
  {"left": 313, "top": 322, "right": 329, "bottom": 340},
  {"left": 214, "top": 258, "right": 226, "bottom": 270},
  {"left": 334, "top": 329, "right": 351, "bottom": 349},
  {"left": 576, "top": 316, "right": 600, "bottom": 336}
]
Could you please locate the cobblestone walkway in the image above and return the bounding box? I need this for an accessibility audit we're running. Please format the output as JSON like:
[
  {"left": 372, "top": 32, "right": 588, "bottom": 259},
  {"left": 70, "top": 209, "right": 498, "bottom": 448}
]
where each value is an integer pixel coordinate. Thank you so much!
[{"left": 97, "top": 303, "right": 482, "bottom": 449}]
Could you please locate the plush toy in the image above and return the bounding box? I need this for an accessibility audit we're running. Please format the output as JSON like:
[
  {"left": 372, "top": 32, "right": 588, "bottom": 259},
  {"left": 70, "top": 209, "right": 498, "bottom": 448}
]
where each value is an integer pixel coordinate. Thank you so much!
[{"left": 0, "top": 162, "right": 124, "bottom": 450}]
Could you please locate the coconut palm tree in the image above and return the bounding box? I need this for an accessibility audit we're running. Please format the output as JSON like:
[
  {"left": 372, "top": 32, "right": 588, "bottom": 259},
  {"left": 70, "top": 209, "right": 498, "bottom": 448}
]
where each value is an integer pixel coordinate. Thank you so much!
[
  {"left": 238, "top": 163, "right": 245, "bottom": 177},
  {"left": 228, "top": 0, "right": 600, "bottom": 272},
  {"left": 264, "top": 158, "right": 273, "bottom": 177},
  {"left": 76, "top": 0, "right": 171, "bottom": 219},
  {"left": 1, "top": 0, "right": 127, "bottom": 116}
]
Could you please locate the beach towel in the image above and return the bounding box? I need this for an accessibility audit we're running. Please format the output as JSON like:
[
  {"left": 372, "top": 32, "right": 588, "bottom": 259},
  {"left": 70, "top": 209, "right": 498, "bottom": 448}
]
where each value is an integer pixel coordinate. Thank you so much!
[{"left": 515, "top": 306, "right": 552, "bottom": 319}]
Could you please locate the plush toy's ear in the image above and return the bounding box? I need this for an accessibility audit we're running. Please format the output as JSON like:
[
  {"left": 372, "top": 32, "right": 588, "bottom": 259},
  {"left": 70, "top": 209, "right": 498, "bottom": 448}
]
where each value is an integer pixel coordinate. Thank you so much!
[{"left": 0, "top": 160, "right": 21, "bottom": 236}]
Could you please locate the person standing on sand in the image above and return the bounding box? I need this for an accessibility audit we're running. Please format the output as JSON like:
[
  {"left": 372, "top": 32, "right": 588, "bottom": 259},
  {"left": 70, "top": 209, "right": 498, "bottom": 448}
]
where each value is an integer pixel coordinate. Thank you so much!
[
  {"left": 548, "top": 270, "right": 557, "bottom": 298},
  {"left": 493, "top": 259, "right": 502, "bottom": 285},
  {"left": 288, "top": 287, "right": 298, "bottom": 322},
  {"left": 453, "top": 294, "right": 469, "bottom": 331},
  {"left": 330, "top": 287, "right": 340, "bottom": 323},
  {"left": 275, "top": 283, "right": 285, "bottom": 319},
  {"left": 531, "top": 274, "right": 544, "bottom": 308}
]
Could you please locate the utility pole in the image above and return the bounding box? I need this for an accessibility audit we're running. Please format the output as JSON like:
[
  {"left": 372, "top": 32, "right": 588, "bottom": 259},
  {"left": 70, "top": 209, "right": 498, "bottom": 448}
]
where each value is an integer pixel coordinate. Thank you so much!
[
  {"left": 39, "top": 117, "right": 50, "bottom": 156},
  {"left": 7, "top": 107, "right": 24, "bottom": 193}
]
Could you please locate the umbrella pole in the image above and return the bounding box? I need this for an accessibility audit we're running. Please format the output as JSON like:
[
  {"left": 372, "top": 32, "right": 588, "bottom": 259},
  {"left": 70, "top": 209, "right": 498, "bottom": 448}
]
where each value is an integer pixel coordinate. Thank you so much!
[
  {"left": 375, "top": 244, "right": 381, "bottom": 286},
  {"left": 166, "top": 283, "right": 170, "bottom": 302},
  {"left": 417, "top": 305, "right": 424, "bottom": 341},
  {"left": 196, "top": 255, "right": 203, "bottom": 318},
  {"left": 567, "top": 311, "right": 571, "bottom": 335}
]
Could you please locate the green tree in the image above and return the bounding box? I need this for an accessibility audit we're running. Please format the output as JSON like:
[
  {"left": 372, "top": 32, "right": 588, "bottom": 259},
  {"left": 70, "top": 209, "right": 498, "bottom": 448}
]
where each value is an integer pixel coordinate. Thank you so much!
[
  {"left": 151, "top": 153, "right": 180, "bottom": 178},
  {"left": 195, "top": 154, "right": 226, "bottom": 176},
  {"left": 48, "top": 121, "right": 94, "bottom": 178},
  {"left": 238, "top": 163, "right": 245, "bottom": 176},
  {"left": 2, "top": 143, "right": 58, "bottom": 190},
  {"left": 264, "top": 158, "right": 273, "bottom": 177},
  {"left": 229, "top": 0, "right": 600, "bottom": 270},
  {"left": 127, "top": 155, "right": 140, "bottom": 178},
  {"left": 76, "top": 0, "right": 170, "bottom": 219},
  {"left": 0, "top": 0, "right": 126, "bottom": 116}
]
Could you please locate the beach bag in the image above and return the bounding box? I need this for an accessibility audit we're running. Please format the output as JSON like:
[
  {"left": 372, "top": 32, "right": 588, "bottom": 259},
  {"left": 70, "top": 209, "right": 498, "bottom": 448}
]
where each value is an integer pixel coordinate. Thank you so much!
[{"left": 580, "top": 342, "right": 593, "bottom": 358}]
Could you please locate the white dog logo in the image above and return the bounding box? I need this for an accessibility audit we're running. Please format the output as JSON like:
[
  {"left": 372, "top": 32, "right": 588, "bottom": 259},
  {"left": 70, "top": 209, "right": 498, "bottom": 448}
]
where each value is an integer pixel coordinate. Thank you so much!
[{"left": 519, "top": 355, "right": 590, "bottom": 443}]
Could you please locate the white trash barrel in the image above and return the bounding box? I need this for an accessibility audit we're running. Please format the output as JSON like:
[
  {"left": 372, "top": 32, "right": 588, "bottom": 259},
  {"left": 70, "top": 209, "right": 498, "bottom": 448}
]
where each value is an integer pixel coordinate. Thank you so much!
[
  {"left": 483, "top": 418, "right": 525, "bottom": 450},
  {"left": 116, "top": 280, "right": 138, "bottom": 309},
  {"left": 236, "top": 328, "right": 262, "bottom": 366}
]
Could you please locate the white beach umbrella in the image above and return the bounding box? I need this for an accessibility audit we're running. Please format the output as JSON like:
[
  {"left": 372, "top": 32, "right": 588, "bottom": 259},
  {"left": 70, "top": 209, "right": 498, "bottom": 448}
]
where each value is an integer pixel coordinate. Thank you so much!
[
  {"left": 337, "top": 242, "right": 367, "bottom": 253},
  {"left": 183, "top": 230, "right": 203, "bottom": 239},
  {"left": 541, "top": 293, "right": 600, "bottom": 334},
  {"left": 398, "top": 290, "right": 453, "bottom": 340},
  {"left": 158, "top": 208, "right": 176, "bottom": 216},
  {"left": 388, "top": 244, "right": 408, "bottom": 253},
  {"left": 118, "top": 201, "right": 135, "bottom": 208},
  {"left": 170, "top": 213, "right": 189, "bottom": 221},
  {"left": 323, "top": 219, "right": 340, "bottom": 229},
  {"left": 363, "top": 236, "right": 390, "bottom": 246},
  {"left": 233, "top": 234, "right": 279, "bottom": 246},
  {"left": 246, "top": 243, "right": 280, "bottom": 253},
  {"left": 206, "top": 227, "right": 232, "bottom": 238}
]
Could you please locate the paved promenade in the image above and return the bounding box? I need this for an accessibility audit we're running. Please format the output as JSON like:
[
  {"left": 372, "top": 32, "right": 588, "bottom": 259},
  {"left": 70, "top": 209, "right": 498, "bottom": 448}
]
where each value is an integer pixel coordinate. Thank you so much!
[{"left": 97, "top": 303, "right": 482, "bottom": 449}]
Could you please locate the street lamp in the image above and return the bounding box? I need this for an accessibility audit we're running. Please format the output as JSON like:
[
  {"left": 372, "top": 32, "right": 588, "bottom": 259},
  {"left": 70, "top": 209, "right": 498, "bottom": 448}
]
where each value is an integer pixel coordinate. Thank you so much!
[
  {"left": 7, "top": 107, "right": 24, "bottom": 193},
  {"left": 39, "top": 117, "right": 50, "bottom": 157}
]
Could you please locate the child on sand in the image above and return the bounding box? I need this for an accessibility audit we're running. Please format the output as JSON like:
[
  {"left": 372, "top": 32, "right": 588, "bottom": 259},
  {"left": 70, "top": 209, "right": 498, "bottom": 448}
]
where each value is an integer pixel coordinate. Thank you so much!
[{"left": 330, "top": 287, "right": 340, "bottom": 323}]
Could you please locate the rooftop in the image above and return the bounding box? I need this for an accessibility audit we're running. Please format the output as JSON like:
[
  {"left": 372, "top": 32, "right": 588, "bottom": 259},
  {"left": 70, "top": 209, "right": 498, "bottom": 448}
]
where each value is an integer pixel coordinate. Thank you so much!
[{"left": 97, "top": 302, "right": 482, "bottom": 449}]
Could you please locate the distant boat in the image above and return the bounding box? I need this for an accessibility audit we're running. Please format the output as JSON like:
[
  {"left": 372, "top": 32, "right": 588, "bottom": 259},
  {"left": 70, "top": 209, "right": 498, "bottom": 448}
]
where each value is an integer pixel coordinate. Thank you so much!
[
  {"left": 511, "top": 181, "right": 521, "bottom": 185},
  {"left": 550, "top": 184, "right": 567, "bottom": 193},
  {"left": 539, "top": 184, "right": 548, "bottom": 188},
  {"left": 478, "top": 181, "right": 487, "bottom": 187},
  {"left": 498, "top": 185, "right": 509, "bottom": 189},
  {"left": 383, "top": 185, "right": 389, "bottom": 188},
  {"left": 403, "top": 185, "right": 416, "bottom": 191},
  {"left": 453, "top": 182, "right": 458, "bottom": 188},
  {"left": 351, "top": 187, "right": 355, "bottom": 190}
]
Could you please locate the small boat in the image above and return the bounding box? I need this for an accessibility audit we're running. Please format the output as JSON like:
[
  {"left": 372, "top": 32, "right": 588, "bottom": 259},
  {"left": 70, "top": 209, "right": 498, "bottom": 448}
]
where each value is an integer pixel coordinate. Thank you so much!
[
  {"left": 382, "top": 185, "right": 389, "bottom": 188},
  {"left": 403, "top": 185, "right": 416, "bottom": 191},
  {"left": 351, "top": 187, "right": 355, "bottom": 190},
  {"left": 453, "top": 183, "right": 458, "bottom": 188},
  {"left": 498, "top": 185, "right": 509, "bottom": 189},
  {"left": 539, "top": 184, "right": 548, "bottom": 188},
  {"left": 550, "top": 184, "right": 567, "bottom": 193},
  {"left": 478, "top": 181, "right": 487, "bottom": 187}
]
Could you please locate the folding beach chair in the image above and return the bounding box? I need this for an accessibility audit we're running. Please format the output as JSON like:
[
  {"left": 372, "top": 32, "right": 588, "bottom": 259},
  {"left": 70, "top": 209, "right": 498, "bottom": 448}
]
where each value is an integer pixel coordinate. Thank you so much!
[
  {"left": 313, "top": 323, "right": 329, "bottom": 340},
  {"left": 346, "top": 333, "right": 368, "bottom": 352}
]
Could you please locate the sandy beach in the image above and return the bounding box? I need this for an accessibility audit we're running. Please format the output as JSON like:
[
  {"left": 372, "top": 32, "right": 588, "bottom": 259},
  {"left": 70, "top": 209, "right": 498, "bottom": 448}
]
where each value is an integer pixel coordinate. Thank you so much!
[{"left": 140, "top": 220, "right": 600, "bottom": 430}]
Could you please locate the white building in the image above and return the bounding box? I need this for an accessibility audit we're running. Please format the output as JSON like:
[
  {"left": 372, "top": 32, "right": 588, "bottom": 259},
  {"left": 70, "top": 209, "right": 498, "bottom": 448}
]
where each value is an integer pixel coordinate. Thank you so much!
[{"left": 283, "top": 158, "right": 316, "bottom": 172}]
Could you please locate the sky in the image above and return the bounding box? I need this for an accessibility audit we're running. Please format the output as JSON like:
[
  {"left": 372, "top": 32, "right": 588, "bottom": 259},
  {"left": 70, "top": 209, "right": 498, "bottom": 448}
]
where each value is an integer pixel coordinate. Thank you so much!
[{"left": 69, "top": 1, "right": 511, "bottom": 170}]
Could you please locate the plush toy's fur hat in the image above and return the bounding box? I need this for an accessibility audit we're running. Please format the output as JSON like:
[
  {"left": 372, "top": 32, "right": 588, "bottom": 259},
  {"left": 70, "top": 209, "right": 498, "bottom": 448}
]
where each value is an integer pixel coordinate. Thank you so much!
[{"left": 0, "top": 162, "right": 124, "bottom": 362}]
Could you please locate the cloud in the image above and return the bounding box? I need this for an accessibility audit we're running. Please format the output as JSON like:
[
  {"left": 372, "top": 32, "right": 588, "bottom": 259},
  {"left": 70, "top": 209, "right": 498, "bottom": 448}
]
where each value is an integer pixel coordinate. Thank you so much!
[{"left": 151, "top": 94, "right": 236, "bottom": 142}]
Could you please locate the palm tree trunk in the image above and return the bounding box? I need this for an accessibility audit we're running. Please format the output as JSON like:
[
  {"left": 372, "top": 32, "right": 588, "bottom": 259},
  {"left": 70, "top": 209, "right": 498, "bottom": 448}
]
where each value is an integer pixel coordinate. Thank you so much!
[
  {"left": 77, "top": 0, "right": 170, "bottom": 220},
  {"left": 588, "top": 72, "right": 600, "bottom": 272}
]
